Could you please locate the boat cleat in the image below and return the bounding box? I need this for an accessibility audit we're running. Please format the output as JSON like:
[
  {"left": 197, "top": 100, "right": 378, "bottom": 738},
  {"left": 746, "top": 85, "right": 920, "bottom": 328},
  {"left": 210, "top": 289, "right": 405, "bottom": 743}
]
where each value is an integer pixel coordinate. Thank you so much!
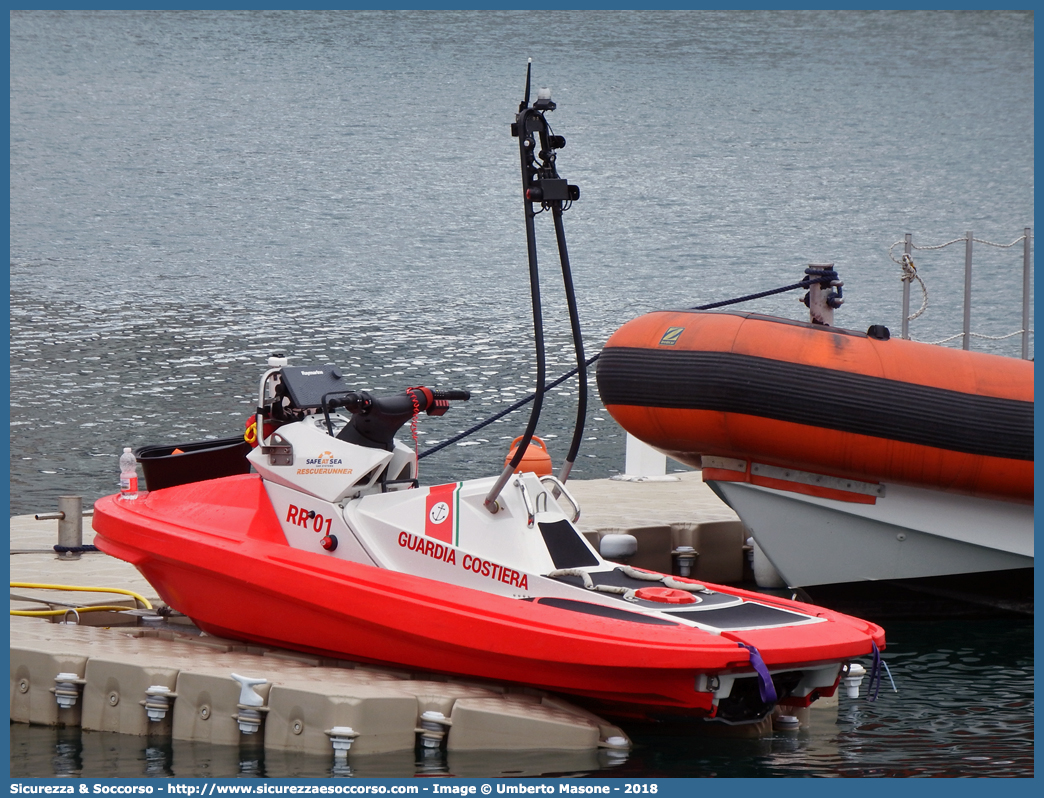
[{"left": 231, "top": 673, "right": 269, "bottom": 734}]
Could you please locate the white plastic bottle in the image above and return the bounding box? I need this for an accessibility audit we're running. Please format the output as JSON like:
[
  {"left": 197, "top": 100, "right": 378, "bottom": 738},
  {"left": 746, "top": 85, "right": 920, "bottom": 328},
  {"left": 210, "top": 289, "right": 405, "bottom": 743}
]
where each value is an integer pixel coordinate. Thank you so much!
[{"left": 119, "top": 447, "right": 139, "bottom": 500}]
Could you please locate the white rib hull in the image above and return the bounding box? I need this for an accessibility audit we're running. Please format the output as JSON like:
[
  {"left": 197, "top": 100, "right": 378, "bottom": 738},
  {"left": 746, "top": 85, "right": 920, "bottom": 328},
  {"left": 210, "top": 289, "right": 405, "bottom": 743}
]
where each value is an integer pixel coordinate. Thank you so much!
[{"left": 709, "top": 480, "right": 1033, "bottom": 588}]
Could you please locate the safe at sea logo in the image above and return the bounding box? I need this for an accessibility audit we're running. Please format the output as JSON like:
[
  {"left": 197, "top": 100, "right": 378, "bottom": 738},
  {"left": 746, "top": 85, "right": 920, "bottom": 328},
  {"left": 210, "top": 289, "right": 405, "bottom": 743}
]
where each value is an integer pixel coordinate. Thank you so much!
[
  {"left": 296, "top": 451, "right": 353, "bottom": 476},
  {"left": 306, "top": 451, "right": 344, "bottom": 467}
]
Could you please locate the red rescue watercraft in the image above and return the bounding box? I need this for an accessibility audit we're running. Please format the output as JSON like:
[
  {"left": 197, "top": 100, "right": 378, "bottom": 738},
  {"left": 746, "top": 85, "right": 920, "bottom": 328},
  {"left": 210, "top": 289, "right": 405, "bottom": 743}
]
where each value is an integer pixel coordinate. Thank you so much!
[
  {"left": 93, "top": 362, "right": 885, "bottom": 725},
  {"left": 92, "top": 68, "right": 886, "bottom": 727}
]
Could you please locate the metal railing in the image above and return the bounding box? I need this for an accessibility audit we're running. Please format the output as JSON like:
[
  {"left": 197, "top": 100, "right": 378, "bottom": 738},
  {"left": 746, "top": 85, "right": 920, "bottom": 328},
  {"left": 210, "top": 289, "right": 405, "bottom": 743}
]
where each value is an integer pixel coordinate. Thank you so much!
[{"left": 892, "top": 228, "right": 1032, "bottom": 359}]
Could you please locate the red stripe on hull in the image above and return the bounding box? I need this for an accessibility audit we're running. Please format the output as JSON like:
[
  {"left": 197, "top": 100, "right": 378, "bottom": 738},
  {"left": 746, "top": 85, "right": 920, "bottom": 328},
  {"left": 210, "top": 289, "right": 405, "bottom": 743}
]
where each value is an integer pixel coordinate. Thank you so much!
[{"left": 424, "top": 483, "right": 456, "bottom": 544}]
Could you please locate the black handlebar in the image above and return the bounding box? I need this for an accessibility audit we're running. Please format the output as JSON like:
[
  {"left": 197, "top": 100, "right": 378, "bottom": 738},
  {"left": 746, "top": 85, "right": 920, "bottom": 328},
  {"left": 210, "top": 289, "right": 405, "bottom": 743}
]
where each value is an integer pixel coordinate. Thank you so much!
[
  {"left": 323, "top": 387, "right": 469, "bottom": 414},
  {"left": 322, "top": 391, "right": 369, "bottom": 414},
  {"left": 321, "top": 386, "right": 469, "bottom": 451}
]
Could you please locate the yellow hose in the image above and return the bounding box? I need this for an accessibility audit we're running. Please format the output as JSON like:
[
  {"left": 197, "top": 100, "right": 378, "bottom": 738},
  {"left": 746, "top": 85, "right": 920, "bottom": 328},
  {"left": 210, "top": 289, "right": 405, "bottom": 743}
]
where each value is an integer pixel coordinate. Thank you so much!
[
  {"left": 10, "top": 582, "right": 153, "bottom": 611},
  {"left": 11, "top": 605, "right": 143, "bottom": 617}
]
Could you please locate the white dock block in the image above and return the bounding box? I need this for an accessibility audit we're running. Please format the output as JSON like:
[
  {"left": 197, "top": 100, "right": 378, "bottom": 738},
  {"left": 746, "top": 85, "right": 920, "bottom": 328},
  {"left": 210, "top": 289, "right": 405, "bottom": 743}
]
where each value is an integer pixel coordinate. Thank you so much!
[
  {"left": 539, "top": 693, "right": 630, "bottom": 747},
  {"left": 169, "top": 654, "right": 321, "bottom": 747},
  {"left": 11, "top": 619, "right": 628, "bottom": 754},
  {"left": 10, "top": 646, "right": 89, "bottom": 727},
  {"left": 388, "top": 677, "right": 502, "bottom": 717},
  {"left": 81, "top": 657, "right": 180, "bottom": 736},
  {"left": 265, "top": 681, "right": 420, "bottom": 755},
  {"left": 447, "top": 694, "right": 601, "bottom": 751},
  {"left": 172, "top": 670, "right": 272, "bottom": 747}
]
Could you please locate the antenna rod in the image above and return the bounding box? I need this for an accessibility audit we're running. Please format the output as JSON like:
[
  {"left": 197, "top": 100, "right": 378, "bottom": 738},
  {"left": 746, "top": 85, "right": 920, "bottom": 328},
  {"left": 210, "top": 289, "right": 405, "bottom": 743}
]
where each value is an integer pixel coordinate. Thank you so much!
[{"left": 519, "top": 57, "right": 532, "bottom": 112}]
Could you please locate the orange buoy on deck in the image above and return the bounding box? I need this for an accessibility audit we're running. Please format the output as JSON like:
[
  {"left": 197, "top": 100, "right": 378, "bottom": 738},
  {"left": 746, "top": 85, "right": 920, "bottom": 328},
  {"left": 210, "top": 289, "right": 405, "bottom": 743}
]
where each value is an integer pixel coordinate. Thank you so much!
[{"left": 505, "top": 435, "right": 553, "bottom": 475}]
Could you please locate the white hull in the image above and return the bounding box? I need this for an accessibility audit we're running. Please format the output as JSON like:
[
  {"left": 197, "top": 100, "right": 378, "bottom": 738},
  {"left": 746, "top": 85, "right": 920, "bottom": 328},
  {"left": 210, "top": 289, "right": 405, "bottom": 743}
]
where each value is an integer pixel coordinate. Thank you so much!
[{"left": 709, "top": 480, "right": 1033, "bottom": 588}]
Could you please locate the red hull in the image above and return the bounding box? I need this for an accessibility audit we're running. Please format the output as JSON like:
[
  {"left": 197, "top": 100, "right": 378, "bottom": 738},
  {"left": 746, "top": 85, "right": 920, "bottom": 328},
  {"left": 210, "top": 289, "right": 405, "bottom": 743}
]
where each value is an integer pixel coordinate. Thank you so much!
[{"left": 92, "top": 474, "right": 884, "bottom": 720}]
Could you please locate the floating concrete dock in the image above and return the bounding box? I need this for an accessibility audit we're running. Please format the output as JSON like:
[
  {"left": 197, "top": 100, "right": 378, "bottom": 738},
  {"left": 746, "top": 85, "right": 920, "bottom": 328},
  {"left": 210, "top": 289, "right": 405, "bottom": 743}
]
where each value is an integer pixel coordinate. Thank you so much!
[
  {"left": 569, "top": 472, "right": 748, "bottom": 581},
  {"left": 9, "top": 474, "right": 771, "bottom": 764},
  {"left": 11, "top": 615, "right": 629, "bottom": 754}
]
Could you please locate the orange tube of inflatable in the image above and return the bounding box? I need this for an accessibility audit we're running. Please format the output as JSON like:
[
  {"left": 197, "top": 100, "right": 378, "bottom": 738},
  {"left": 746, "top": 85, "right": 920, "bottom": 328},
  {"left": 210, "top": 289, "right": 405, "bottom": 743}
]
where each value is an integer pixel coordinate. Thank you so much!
[{"left": 597, "top": 311, "right": 1032, "bottom": 502}]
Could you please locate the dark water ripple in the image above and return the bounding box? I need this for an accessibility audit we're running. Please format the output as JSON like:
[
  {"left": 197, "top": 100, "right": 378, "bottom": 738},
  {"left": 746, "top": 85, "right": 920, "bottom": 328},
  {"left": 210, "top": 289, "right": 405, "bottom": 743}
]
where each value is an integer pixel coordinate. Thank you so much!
[{"left": 612, "top": 619, "right": 1034, "bottom": 778}]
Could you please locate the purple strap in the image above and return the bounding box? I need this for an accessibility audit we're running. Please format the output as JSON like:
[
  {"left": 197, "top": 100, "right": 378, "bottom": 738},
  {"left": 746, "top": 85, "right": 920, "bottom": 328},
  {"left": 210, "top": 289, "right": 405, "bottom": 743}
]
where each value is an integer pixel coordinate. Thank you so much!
[
  {"left": 738, "top": 643, "right": 777, "bottom": 704},
  {"left": 868, "top": 641, "right": 882, "bottom": 702}
]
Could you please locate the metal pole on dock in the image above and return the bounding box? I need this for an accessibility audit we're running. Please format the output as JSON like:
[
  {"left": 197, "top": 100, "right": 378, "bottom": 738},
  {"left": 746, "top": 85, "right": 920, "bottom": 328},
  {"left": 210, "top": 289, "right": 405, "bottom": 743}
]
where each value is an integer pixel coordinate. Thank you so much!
[
  {"left": 1023, "top": 227, "right": 1031, "bottom": 360},
  {"left": 901, "top": 233, "right": 912, "bottom": 340},
  {"left": 34, "top": 496, "right": 85, "bottom": 559},
  {"left": 57, "top": 496, "right": 84, "bottom": 558},
  {"left": 963, "top": 231, "right": 973, "bottom": 350}
]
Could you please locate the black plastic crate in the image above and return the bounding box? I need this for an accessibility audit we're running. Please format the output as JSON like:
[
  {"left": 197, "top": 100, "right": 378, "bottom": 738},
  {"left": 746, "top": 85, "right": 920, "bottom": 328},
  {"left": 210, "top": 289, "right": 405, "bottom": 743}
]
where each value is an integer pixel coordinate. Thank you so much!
[{"left": 135, "top": 436, "right": 252, "bottom": 491}]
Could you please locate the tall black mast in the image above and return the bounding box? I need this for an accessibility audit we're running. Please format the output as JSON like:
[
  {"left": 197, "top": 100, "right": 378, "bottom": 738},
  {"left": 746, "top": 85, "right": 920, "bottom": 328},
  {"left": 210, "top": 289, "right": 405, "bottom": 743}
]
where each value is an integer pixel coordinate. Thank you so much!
[{"left": 485, "top": 61, "right": 585, "bottom": 511}]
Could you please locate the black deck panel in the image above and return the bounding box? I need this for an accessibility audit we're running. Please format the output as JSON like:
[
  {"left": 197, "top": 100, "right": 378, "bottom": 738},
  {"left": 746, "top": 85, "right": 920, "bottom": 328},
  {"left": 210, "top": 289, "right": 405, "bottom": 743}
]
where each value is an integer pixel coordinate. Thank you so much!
[
  {"left": 668, "top": 602, "right": 812, "bottom": 629},
  {"left": 539, "top": 520, "right": 599, "bottom": 569},
  {"left": 535, "top": 597, "right": 680, "bottom": 625},
  {"left": 549, "top": 568, "right": 741, "bottom": 608}
]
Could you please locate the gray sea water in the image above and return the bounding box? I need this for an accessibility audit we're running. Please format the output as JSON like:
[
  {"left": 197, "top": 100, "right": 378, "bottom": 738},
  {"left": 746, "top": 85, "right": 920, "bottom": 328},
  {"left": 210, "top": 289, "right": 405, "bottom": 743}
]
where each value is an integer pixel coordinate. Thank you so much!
[{"left": 8, "top": 9, "right": 1034, "bottom": 779}]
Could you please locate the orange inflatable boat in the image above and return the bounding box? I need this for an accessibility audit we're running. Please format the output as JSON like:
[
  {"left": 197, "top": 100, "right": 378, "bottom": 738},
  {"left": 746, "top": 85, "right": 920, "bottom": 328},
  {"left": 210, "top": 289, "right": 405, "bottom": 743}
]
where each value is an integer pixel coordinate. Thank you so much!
[
  {"left": 598, "top": 310, "right": 1032, "bottom": 503},
  {"left": 597, "top": 310, "right": 1033, "bottom": 601}
]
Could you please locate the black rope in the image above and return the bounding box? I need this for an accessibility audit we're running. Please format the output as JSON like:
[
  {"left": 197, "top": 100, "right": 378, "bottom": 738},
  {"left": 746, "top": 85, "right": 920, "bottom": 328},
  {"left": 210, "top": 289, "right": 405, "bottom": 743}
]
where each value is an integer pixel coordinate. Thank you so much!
[
  {"left": 419, "top": 274, "right": 831, "bottom": 460},
  {"left": 419, "top": 355, "right": 600, "bottom": 460},
  {"left": 53, "top": 544, "right": 99, "bottom": 553},
  {"left": 690, "top": 280, "right": 810, "bottom": 310}
]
